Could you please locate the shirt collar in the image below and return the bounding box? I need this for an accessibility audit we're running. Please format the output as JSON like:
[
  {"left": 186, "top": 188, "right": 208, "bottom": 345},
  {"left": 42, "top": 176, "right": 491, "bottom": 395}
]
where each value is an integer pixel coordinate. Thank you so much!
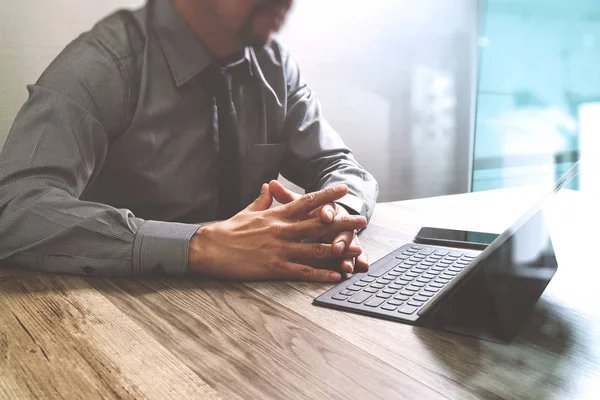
[{"left": 151, "top": 0, "right": 252, "bottom": 88}]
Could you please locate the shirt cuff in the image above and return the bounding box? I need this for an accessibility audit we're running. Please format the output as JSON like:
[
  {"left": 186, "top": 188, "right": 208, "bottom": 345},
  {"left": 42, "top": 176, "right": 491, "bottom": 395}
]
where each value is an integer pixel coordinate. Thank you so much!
[
  {"left": 335, "top": 194, "right": 367, "bottom": 218},
  {"left": 132, "top": 220, "right": 201, "bottom": 276}
]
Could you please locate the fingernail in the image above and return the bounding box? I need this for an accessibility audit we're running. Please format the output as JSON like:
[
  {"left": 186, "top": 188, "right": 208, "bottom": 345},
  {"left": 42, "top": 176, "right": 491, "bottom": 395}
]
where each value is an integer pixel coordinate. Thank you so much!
[
  {"left": 329, "top": 272, "right": 341, "bottom": 281},
  {"left": 348, "top": 245, "right": 362, "bottom": 254},
  {"left": 344, "top": 262, "right": 353, "bottom": 273},
  {"left": 261, "top": 184, "right": 267, "bottom": 194},
  {"left": 336, "top": 242, "right": 346, "bottom": 254},
  {"left": 326, "top": 210, "right": 334, "bottom": 221}
]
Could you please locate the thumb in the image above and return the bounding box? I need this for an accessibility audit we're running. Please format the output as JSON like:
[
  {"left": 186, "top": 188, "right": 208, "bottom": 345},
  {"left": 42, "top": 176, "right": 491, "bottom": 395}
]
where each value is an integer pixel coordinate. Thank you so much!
[
  {"left": 246, "top": 183, "right": 273, "bottom": 212},
  {"left": 269, "top": 180, "right": 300, "bottom": 205}
]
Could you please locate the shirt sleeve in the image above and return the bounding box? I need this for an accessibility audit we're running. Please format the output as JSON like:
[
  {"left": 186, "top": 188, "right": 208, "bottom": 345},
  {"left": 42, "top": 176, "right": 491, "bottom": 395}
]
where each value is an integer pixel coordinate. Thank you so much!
[
  {"left": 0, "top": 34, "right": 198, "bottom": 276},
  {"left": 277, "top": 43, "right": 379, "bottom": 221}
]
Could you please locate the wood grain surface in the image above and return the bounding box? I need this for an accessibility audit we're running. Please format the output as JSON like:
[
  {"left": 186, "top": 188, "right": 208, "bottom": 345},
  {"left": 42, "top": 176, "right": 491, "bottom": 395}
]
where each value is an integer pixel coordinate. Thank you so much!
[{"left": 1, "top": 188, "right": 598, "bottom": 399}]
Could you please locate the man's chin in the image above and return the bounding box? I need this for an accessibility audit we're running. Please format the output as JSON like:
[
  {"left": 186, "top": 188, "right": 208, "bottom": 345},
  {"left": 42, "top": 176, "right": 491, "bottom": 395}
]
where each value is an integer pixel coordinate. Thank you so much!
[{"left": 247, "top": 33, "right": 274, "bottom": 49}]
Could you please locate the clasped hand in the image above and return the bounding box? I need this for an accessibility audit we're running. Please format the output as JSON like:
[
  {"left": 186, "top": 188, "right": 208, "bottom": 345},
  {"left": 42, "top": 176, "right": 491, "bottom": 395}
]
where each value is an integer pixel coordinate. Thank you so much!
[{"left": 188, "top": 181, "right": 369, "bottom": 282}]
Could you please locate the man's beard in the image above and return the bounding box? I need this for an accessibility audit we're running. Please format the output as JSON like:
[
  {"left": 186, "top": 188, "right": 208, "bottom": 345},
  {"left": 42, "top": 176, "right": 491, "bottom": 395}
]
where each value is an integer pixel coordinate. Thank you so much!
[{"left": 239, "top": 0, "right": 289, "bottom": 48}]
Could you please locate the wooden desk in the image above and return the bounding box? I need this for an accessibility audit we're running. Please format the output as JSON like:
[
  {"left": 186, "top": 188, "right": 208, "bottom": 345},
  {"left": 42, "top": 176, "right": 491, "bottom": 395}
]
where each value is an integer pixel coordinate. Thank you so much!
[{"left": 1, "top": 189, "right": 599, "bottom": 399}]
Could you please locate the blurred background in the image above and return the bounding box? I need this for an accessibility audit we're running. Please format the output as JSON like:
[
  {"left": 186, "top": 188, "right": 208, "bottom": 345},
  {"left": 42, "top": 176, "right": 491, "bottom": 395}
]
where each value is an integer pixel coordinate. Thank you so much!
[{"left": 0, "top": 0, "right": 597, "bottom": 201}]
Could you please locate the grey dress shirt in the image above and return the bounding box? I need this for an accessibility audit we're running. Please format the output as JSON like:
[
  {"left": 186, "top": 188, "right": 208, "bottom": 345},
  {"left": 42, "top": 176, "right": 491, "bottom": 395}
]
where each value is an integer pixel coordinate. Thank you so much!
[{"left": 0, "top": 0, "right": 378, "bottom": 276}]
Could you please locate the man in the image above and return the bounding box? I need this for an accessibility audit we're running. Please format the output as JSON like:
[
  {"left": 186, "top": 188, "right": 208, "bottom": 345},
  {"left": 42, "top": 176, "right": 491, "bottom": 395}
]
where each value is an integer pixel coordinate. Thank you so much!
[{"left": 0, "top": 0, "right": 378, "bottom": 282}]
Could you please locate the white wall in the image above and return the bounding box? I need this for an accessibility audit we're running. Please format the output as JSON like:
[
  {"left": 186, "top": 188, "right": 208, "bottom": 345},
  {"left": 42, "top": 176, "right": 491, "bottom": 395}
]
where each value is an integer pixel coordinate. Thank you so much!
[
  {"left": 279, "top": 0, "right": 477, "bottom": 200},
  {"left": 0, "top": 0, "right": 144, "bottom": 148},
  {"left": 1, "top": 0, "right": 477, "bottom": 201}
]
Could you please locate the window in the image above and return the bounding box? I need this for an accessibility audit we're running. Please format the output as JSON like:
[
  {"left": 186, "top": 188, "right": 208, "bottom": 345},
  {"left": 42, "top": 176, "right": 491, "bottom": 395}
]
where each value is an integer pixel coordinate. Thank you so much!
[{"left": 472, "top": 0, "right": 599, "bottom": 191}]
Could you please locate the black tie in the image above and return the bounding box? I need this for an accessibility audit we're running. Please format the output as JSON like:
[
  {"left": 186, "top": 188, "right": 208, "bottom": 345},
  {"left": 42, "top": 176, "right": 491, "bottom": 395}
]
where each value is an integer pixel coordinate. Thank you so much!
[{"left": 200, "top": 63, "right": 242, "bottom": 220}]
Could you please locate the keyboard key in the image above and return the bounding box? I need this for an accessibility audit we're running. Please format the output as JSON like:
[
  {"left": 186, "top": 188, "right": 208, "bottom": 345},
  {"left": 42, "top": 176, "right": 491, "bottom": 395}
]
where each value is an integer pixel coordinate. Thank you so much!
[
  {"left": 405, "top": 285, "right": 421, "bottom": 292},
  {"left": 383, "top": 288, "right": 398, "bottom": 294},
  {"left": 367, "top": 270, "right": 386, "bottom": 278},
  {"left": 395, "top": 279, "right": 411, "bottom": 285},
  {"left": 431, "top": 266, "right": 445, "bottom": 272},
  {"left": 364, "top": 287, "right": 379, "bottom": 293},
  {"left": 462, "top": 255, "right": 476, "bottom": 259},
  {"left": 443, "top": 271, "right": 458, "bottom": 277},
  {"left": 394, "top": 294, "right": 410, "bottom": 301},
  {"left": 416, "top": 277, "right": 431, "bottom": 284},
  {"left": 429, "top": 281, "right": 445, "bottom": 288},
  {"left": 398, "top": 305, "right": 418, "bottom": 315},
  {"left": 456, "top": 260, "right": 471, "bottom": 266},
  {"left": 371, "top": 283, "right": 385, "bottom": 289},
  {"left": 412, "top": 254, "right": 427, "bottom": 260},
  {"left": 400, "top": 275, "right": 415, "bottom": 281},
  {"left": 346, "top": 284, "right": 362, "bottom": 291},
  {"left": 393, "top": 267, "right": 409, "bottom": 274},
  {"left": 389, "top": 283, "right": 404, "bottom": 290},
  {"left": 332, "top": 294, "right": 348, "bottom": 301},
  {"left": 441, "top": 273, "right": 455, "bottom": 279},
  {"left": 383, "top": 274, "right": 397, "bottom": 280},
  {"left": 388, "top": 271, "right": 402, "bottom": 277},
  {"left": 421, "top": 261, "right": 434, "bottom": 267},
  {"left": 419, "top": 248, "right": 435, "bottom": 255},
  {"left": 424, "top": 286, "right": 440, "bottom": 293},
  {"left": 422, "top": 272, "right": 437, "bottom": 279},
  {"left": 395, "top": 254, "right": 409, "bottom": 260},
  {"left": 354, "top": 281, "right": 368, "bottom": 287},
  {"left": 411, "top": 245, "right": 423, "bottom": 250},
  {"left": 340, "top": 290, "right": 353, "bottom": 296},
  {"left": 399, "top": 289, "right": 414, "bottom": 296},
  {"left": 411, "top": 281, "right": 426, "bottom": 288},
  {"left": 348, "top": 292, "right": 372, "bottom": 304},
  {"left": 367, "top": 258, "right": 398, "bottom": 277},
  {"left": 377, "top": 278, "right": 393, "bottom": 284},
  {"left": 413, "top": 294, "right": 429, "bottom": 302},
  {"left": 406, "top": 271, "right": 419, "bottom": 278},
  {"left": 435, "top": 249, "right": 449, "bottom": 256},
  {"left": 418, "top": 290, "right": 434, "bottom": 297},
  {"left": 365, "top": 297, "right": 386, "bottom": 308},
  {"left": 376, "top": 292, "right": 392, "bottom": 299},
  {"left": 430, "top": 254, "right": 443, "bottom": 259},
  {"left": 404, "top": 261, "right": 418, "bottom": 266},
  {"left": 434, "top": 278, "right": 450, "bottom": 285},
  {"left": 360, "top": 276, "right": 376, "bottom": 283},
  {"left": 412, "top": 267, "right": 428, "bottom": 273},
  {"left": 367, "top": 270, "right": 388, "bottom": 278},
  {"left": 381, "top": 304, "right": 398, "bottom": 312},
  {"left": 408, "top": 300, "right": 424, "bottom": 307},
  {"left": 449, "top": 251, "right": 463, "bottom": 257},
  {"left": 387, "top": 299, "right": 404, "bottom": 306},
  {"left": 448, "top": 267, "right": 463, "bottom": 273}
]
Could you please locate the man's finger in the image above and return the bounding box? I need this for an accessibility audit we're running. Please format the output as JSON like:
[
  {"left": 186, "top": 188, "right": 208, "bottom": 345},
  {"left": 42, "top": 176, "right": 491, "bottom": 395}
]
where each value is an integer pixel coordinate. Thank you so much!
[
  {"left": 281, "top": 185, "right": 348, "bottom": 218},
  {"left": 283, "top": 262, "right": 342, "bottom": 282},
  {"left": 332, "top": 230, "right": 354, "bottom": 255},
  {"left": 245, "top": 183, "right": 272, "bottom": 212},
  {"left": 340, "top": 258, "right": 355, "bottom": 274},
  {"left": 319, "top": 202, "right": 337, "bottom": 224},
  {"left": 352, "top": 236, "right": 369, "bottom": 271},
  {"left": 285, "top": 242, "right": 362, "bottom": 260},
  {"left": 269, "top": 180, "right": 300, "bottom": 205},
  {"left": 285, "top": 215, "right": 366, "bottom": 241},
  {"left": 355, "top": 250, "right": 369, "bottom": 271}
]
